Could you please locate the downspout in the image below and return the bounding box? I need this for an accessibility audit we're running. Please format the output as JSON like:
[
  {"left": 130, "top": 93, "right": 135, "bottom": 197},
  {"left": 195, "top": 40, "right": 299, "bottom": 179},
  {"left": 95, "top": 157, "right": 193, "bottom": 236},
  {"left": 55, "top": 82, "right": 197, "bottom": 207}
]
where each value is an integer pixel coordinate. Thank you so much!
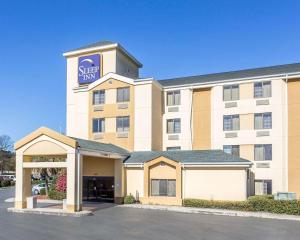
[{"left": 284, "top": 75, "right": 289, "bottom": 192}]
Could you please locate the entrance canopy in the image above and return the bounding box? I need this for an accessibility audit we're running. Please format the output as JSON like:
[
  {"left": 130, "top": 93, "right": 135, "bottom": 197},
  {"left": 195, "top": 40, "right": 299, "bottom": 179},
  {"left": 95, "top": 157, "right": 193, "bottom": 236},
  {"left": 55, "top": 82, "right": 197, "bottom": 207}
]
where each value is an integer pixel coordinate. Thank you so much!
[{"left": 14, "top": 127, "right": 129, "bottom": 212}]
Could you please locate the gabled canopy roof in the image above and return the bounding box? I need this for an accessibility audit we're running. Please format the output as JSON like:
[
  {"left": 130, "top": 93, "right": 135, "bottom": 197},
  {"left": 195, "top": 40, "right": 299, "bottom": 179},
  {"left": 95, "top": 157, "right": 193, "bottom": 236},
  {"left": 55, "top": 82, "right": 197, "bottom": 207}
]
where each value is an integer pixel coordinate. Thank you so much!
[
  {"left": 71, "top": 137, "right": 129, "bottom": 156},
  {"left": 15, "top": 127, "right": 129, "bottom": 156}
]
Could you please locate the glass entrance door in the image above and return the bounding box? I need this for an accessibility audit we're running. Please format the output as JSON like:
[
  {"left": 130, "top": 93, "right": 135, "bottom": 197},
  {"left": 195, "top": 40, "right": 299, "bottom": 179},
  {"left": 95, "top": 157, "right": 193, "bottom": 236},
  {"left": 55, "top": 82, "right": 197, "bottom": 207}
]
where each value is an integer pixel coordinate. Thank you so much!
[{"left": 83, "top": 176, "right": 114, "bottom": 202}]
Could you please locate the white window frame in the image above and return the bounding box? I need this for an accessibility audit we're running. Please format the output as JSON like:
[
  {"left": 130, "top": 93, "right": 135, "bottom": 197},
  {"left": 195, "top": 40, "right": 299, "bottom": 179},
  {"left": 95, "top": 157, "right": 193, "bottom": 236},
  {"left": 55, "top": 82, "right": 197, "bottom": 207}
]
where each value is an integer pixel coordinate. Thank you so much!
[
  {"left": 93, "top": 90, "right": 105, "bottom": 105},
  {"left": 254, "top": 144, "right": 272, "bottom": 161},
  {"left": 223, "top": 115, "right": 240, "bottom": 131},
  {"left": 254, "top": 112, "right": 272, "bottom": 129},
  {"left": 167, "top": 90, "right": 181, "bottom": 106},
  {"left": 117, "top": 87, "right": 130, "bottom": 103},
  {"left": 92, "top": 118, "right": 105, "bottom": 133},
  {"left": 223, "top": 84, "right": 239, "bottom": 101},
  {"left": 254, "top": 81, "right": 272, "bottom": 98},
  {"left": 167, "top": 119, "right": 181, "bottom": 134},
  {"left": 116, "top": 116, "right": 130, "bottom": 132}
]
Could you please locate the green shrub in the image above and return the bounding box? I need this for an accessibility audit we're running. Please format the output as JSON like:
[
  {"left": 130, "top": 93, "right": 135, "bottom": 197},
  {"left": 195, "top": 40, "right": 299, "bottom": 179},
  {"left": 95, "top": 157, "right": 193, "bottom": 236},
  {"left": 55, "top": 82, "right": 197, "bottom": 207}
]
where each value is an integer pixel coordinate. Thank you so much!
[
  {"left": 183, "top": 198, "right": 300, "bottom": 215},
  {"left": 48, "top": 190, "right": 66, "bottom": 200},
  {"left": 39, "top": 188, "right": 46, "bottom": 195},
  {"left": 1, "top": 180, "right": 11, "bottom": 187},
  {"left": 183, "top": 199, "right": 252, "bottom": 211},
  {"left": 124, "top": 195, "right": 136, "bottom": 204}
]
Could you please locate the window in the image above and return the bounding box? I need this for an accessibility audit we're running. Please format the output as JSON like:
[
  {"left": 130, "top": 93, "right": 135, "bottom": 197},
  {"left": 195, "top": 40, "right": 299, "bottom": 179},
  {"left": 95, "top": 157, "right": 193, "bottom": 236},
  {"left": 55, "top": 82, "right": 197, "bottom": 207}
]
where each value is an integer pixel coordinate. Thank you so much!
[
  {"left": 167, "top": 91, "right": 181, "bottom": 106},
  {"left": 255, "top": 112, "right": 272, "bottom": 129},
  {"left": 117, "top": 87, "right": 130, "bottom": 102},
  {"left": 166, "top": 146, "right": 181, "bottom": 151},
  {"left": 223, "top": 85, "right": 239, "bottom": 101},
  {"left": 92, "top": 118, "right": 105, "bottom": 133},
  {"left": 116, "top": 116, "right": 130, "bottom": 132},
  {"left": 223, "top": 145, "right": 240, "bottom": 156},
  {"left": 255, "top": 180, "right": 272, "bottom": 195},
  {"left": 223, "top": 115, "right": 240, "bottom": 131},
  {"left": 254, "top": 81, "right": 271, "bottom": 98},
  {"left": 254, "top": 144, "right": 272, "bottom": 161},
  {"left": 151, "top": 179, "right": 176, "bottom": 197},
  {"left": 93, "top": 90, "right": 105, "bottom": 105},
  {"left": 167, "top": 119, "right": 181, "bottom": 133}
]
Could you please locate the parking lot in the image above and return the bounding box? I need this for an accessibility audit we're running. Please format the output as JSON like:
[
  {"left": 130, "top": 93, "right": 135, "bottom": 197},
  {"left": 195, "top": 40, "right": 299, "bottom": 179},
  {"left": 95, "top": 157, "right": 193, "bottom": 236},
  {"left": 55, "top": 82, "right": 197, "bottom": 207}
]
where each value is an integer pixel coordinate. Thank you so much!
[{"left": 1, "top": 187, "right": 300, "bottom": 240}]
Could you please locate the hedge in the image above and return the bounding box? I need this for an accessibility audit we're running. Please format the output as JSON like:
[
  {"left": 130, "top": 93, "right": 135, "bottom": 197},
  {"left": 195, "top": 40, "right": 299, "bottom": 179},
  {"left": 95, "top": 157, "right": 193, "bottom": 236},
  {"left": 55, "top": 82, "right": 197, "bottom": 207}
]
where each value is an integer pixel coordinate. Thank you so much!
[
  {"left": 183, "top": 196, "right": 300, "bottom": 215},
  {"left": 0, "top": 180, "right": 12, "bottom": 187},
  {"left": 48, "top": 190, "right": 66, "bottom": 200}
]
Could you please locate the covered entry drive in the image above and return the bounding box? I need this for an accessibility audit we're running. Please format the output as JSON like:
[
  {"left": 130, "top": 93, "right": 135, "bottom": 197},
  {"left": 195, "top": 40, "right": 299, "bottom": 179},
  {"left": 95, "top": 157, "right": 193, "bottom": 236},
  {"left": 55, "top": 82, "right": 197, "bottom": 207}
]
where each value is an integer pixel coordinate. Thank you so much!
[{"left": 13, "top": 127, "right": 129, "bottom": 213}]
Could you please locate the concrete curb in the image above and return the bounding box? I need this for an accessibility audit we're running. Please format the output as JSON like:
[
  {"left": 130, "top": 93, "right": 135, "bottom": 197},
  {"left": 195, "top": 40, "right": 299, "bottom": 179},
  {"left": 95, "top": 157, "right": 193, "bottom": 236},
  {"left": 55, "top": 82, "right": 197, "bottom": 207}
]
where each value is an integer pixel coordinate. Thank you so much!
[
  {"left": 7, "top": 208, "right": 92, "bottom": 217},
  {"left": 120, "top": 204, "right": 300, "bottom": 221},
  {"left": 4, "top": 198, "right": 62, "bottom": 204}
]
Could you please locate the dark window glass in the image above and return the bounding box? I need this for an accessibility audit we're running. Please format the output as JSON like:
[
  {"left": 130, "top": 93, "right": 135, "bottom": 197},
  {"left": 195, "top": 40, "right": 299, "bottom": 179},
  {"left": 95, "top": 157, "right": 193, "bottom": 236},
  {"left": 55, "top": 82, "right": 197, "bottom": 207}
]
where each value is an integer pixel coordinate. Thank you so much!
[{"left": 117, "top": 87, "right": 130, "bottom": 102}]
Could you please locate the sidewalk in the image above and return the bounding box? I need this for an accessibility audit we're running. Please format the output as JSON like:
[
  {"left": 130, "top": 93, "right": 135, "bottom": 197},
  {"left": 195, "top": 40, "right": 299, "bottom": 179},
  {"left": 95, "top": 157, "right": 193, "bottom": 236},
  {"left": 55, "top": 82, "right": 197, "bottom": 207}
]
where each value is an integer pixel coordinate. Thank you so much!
[{"left": 120, "top": 204, "right": 300, "bottom": 221}]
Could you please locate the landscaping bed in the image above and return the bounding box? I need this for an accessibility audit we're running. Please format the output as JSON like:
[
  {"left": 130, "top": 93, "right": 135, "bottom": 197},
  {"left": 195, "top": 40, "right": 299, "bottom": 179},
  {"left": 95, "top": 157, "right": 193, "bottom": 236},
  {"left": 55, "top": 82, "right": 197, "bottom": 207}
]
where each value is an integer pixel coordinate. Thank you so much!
[{"left": 183, "top": 196, "right": 300, "bottom": 215}]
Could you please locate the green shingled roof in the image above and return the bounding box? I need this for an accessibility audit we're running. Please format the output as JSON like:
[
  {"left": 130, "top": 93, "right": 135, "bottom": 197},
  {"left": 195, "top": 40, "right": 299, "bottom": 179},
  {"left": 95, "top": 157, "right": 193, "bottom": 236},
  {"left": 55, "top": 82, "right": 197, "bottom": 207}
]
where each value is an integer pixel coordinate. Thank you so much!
[
  {"left": 71, "top": 137, "right": 129, "bottom": 156},
  {"left": 65, "top": 40, "right": 116, "bottom": 52},
  {"left": 124, "top": 150, "right": 251, "bottom": 164},
  {"left": 159, "top": 62, "right": 300, "bottom": 87}
]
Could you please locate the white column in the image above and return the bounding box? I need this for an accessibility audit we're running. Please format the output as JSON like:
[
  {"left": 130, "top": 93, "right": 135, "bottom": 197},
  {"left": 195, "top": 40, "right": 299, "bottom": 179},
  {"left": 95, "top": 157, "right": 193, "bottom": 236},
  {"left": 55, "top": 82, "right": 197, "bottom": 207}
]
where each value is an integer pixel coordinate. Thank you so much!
[
  {"left": 15, "top": 153, "right": 31, "bottom": 209},
  {"left": 66, "top": 152, "right": 76, "bottom": 212},
  {"left": 66, "top": 150, "right": 82, "bottom": 212}
]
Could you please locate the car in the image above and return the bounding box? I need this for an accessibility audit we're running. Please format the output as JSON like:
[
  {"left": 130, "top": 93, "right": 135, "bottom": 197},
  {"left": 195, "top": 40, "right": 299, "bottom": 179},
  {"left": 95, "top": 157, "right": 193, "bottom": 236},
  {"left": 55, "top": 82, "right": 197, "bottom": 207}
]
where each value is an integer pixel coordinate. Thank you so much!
[{"left": 32, "top": 183, "right": 51, "bottom": 195}]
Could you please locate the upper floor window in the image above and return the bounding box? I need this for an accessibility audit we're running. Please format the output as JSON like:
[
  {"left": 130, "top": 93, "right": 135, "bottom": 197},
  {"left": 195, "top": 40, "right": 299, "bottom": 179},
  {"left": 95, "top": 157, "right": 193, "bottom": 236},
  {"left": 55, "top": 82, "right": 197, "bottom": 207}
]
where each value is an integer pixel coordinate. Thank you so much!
[
  {"left": 93, "top": 118, "right": 105, "bottom": 133},
  {"left": 166, "top": 146, "right": 181, "bottom": 151},
  {"left": 223, "top": 85, "right": 239, "bottom": 101},
  {"left": 167, "top": 90, "right": 181, "bottom": 106},
  {"left": 117, "top": 87, "right": 130, "bottom": 102},
  {"left": 223, "top": 145, "right": 240, "bottom": 157},
  {"left": 223, "top": 115, "right": 240, "bottom": 131},
  {"left": 116, "top": 116, "right": 130, "bottom": 132},
  {"left": 167, "top": 119, "right": 181, "bottom": 133},
  {"left": 254, "top": 81, "right": 271, "bottom": 98},
  {"left": 255, "top": 112, "right": 272, "bottom": 129},
  {"left": 254, "top": 144, "right": 272, "bottom": 161},
  {"left": 93, "top": 90, "right": 105, "bottom": 105}
]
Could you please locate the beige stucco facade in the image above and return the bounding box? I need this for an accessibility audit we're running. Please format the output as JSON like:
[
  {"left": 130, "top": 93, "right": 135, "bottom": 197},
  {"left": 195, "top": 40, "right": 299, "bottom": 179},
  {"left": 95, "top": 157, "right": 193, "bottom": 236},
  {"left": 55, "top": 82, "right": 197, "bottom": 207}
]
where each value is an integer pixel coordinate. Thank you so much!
[
  {"left": 182, "top": 167, "right": 247, "bottom": 201},
  {"left": 192, "top": 88, "right": 211, "bottom": 150},
  {"left": 288, "top": 79, "right": 300, "bottom": 196},
  {"left": 13, "top": 41, "right": 300, "bottom": 215}
]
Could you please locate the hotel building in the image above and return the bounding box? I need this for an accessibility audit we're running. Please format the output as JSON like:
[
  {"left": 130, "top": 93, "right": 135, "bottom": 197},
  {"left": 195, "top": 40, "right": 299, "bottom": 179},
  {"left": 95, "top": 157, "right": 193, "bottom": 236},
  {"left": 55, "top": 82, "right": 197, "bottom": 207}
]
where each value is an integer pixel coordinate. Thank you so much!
[{"left": 14, "top": 41, "right": 300, "bottom": 212}]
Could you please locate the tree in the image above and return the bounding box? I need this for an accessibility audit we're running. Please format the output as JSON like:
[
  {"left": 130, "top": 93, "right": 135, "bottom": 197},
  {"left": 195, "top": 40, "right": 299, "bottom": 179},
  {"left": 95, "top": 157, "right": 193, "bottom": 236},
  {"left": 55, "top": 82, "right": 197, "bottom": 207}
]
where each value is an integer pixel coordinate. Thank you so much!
[
  {"left": 0, "top": 135, "right": 14, "bottom": 174},
  {"left": 0, "top": 135, "right": 13, "bottom": 152}
]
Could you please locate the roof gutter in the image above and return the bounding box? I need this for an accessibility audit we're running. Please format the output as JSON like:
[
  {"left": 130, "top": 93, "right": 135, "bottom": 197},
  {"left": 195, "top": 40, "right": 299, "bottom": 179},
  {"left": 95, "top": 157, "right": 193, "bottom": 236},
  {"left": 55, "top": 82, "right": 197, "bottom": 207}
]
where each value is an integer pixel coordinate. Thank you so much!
[
  {"left": 78, "top": 148, "right": 129, "bottom": 159},
  {"left": 181, "top": 162, "right": 252, "bottom": 168},
  {"left": 123, "top": 163, "right": 144, "bottom": 168},
  {"left": 162, "top": 72, "right": 300, "bottom": 90}
]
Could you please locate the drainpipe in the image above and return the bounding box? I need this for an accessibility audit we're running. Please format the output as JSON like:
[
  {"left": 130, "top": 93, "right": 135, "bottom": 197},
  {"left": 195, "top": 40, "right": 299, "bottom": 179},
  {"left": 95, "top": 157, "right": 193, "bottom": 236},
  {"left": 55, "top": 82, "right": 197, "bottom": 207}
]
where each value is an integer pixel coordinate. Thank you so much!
[{"left": 284, "top": 75, "right": 289, "bottom": 192}]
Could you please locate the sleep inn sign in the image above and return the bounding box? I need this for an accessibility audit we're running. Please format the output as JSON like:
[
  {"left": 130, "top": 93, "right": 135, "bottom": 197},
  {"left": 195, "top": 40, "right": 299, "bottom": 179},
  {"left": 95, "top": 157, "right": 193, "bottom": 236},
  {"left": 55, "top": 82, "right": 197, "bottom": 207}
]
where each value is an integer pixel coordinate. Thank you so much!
[{"left": 78, "top": 54, "right": 100, "bottom": 84}]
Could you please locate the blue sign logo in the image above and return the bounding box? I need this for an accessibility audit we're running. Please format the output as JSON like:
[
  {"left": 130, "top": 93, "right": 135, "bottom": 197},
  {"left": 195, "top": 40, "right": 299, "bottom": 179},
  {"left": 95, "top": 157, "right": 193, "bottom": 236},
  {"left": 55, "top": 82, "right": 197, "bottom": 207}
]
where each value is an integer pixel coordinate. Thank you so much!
[{"left": 78, "top": 54, "right": 100, "bottom": 84}]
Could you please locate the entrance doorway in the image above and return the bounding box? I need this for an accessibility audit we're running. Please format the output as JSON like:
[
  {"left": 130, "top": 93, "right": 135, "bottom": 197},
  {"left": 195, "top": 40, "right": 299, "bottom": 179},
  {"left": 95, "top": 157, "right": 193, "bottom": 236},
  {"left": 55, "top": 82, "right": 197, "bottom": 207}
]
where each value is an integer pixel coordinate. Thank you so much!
[{"left": 83, "top": 176, "right": 114, "bottom": 202}]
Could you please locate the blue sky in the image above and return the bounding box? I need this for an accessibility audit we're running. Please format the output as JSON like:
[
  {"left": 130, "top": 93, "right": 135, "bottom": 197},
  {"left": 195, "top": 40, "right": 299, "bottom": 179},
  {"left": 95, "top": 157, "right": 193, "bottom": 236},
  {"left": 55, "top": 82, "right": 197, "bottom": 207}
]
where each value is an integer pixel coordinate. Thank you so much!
[{"left": 0, "top": 0, "right": 300, "bottom": 142}]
